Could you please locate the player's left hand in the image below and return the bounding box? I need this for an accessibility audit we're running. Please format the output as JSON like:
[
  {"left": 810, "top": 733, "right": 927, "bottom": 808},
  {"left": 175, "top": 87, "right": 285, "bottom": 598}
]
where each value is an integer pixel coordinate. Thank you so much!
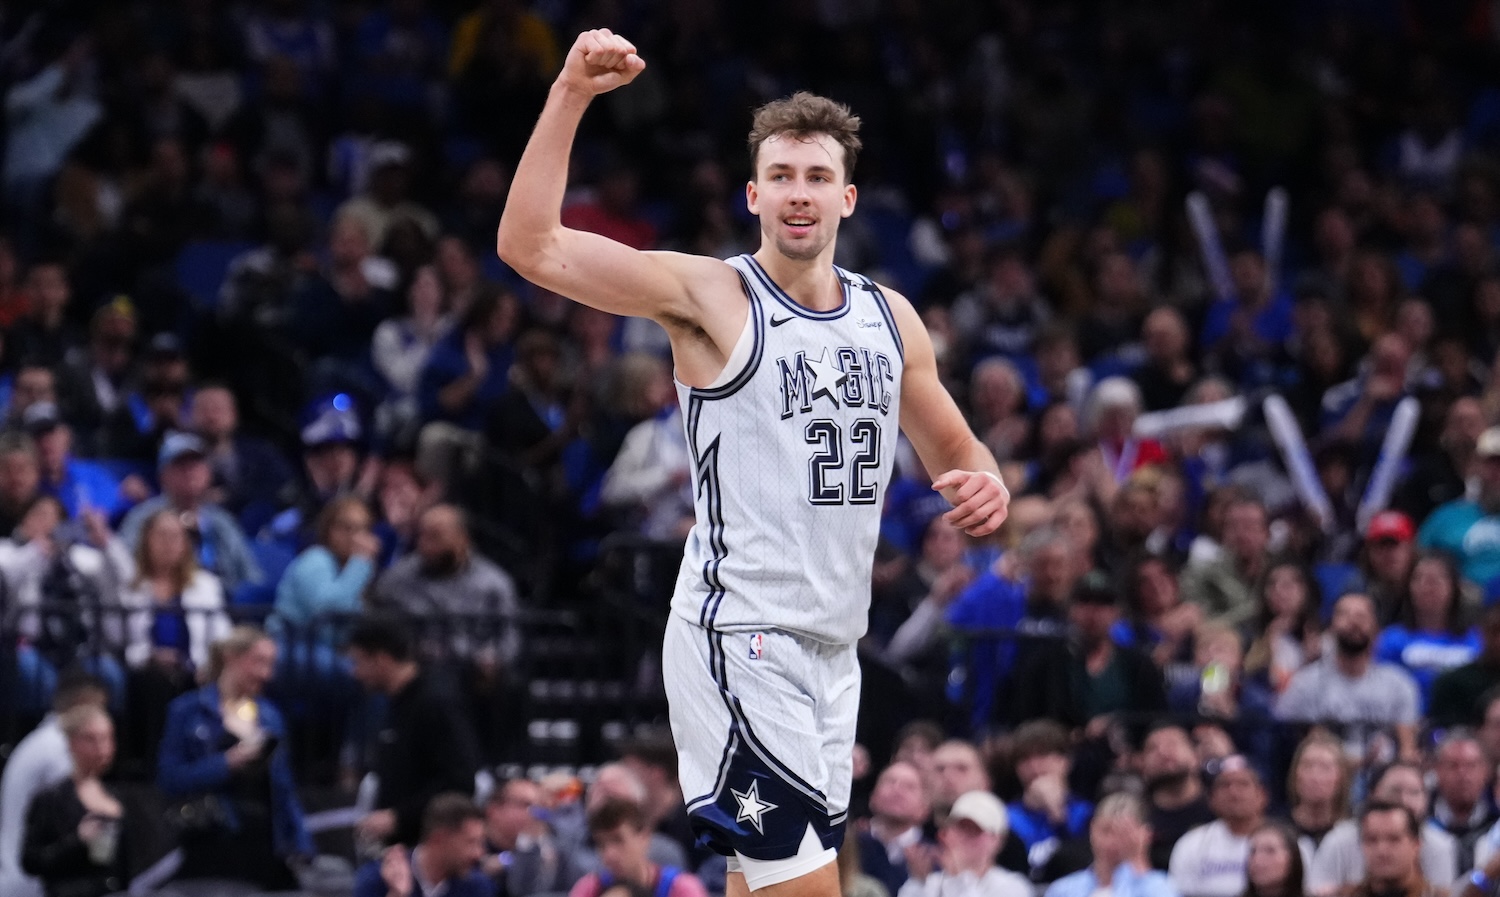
[{"left": 933, "top": 469, "right": 1009, "bottom": 537}]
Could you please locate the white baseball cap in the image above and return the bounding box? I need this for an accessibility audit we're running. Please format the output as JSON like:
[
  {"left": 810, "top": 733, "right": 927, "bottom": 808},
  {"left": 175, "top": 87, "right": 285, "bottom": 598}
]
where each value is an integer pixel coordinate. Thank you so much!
[
  {"left": 1478, "top": 426, "right": 1500, "bottom": 459},
  {"left": 946, "top": 790, "right": 1007, "bottom": 836}
]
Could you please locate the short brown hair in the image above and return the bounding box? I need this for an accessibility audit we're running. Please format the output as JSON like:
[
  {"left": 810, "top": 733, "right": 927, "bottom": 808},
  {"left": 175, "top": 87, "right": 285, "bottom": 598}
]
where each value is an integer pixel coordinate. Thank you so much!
[
  {"left": 588, "top": 797, "right": 648, "bottom": 836},
  {"left": 747, "top": 92, "right": 862, "bottom": 182},
  {"left": 1012, "top": 720, "right": 1070, "bottom": 761},
  {"left": 422, "top": 792, "right": 483, "bottom": 839}
]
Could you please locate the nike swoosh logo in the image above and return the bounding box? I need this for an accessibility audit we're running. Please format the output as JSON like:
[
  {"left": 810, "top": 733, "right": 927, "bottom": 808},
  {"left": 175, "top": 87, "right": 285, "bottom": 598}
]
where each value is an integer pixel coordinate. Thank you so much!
[{"left": 770, "top": 315, "right": 793, "bottom": 327}]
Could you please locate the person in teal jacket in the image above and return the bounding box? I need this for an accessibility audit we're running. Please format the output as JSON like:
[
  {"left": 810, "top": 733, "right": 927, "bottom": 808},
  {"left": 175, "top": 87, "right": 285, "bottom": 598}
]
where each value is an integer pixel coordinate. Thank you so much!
[
  {"left": 1418, "top": 427, "right": 1500, "bottom": 589},
  {"left": 157, "top": 625, "right": 312, "bottom": 891}
]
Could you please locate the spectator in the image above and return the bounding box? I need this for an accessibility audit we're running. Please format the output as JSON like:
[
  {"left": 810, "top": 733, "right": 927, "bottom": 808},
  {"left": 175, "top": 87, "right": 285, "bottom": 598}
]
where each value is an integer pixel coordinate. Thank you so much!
[
  {"left": 561, "top": 762, "right": 689, "bottom": 875},
  {"left": 567, "top": 798, "right": 708, "bottom": 897},
  {"left": 189, "top": 383, "right": 295, "bottom": 526},
  {"left": 118, "top": 507, "right": 230, "bottom": 761},
  {"left": 355, "top": 793, "right": 495, "bottom": 897},
  {"left": 1086, "top": 378, "right": 1168, "bottom": 487},
  {"left": 370, "top": 503, "right": 520, "bottom": 666},
  {"left": 1429, "top": 732, "right": 1497, "bottom": 872},
  {"left": 599, "top": 353, "right": 693, "bottom": 542},
  {"left": 1419, "top": 426, "right": 1500, "bottom": 588},
  {"left": 617, "top": 736, "right": 701, "bottom": 870},
  {"left": 25, "top": 404, "right": 133, "bottom": 519},
  {"left": 1284, "top": 733, "right": 1349, "bottom": 853},
  {"left": 1395, "top": 397, "right": 1483, "bottom": 526},
  {"left": 1013, "top": 572, "right": 1168, "bottom": 727},
  {"left": 274, "top": 495, "right": 379, "bottom": 630},
  {"left": 1320, "top": 335, "right": 1415, "bottom": 462},
  {"left": 1169, "top": 757, "right": 1269, "bottom": 897},
  {"left": 1134, "top": 308, "right": 1198, "bottom": 413},
  {"left": 1201, "top": 248, "right": 1294, "bottom": 378},
  {"left": 1139, "top": 724, "right": 1215, "bottom": 871},
  {"left": 56, "top": 298, "right": 140, "bottom": 458},
  {"left": 118, "top": 432, "right": 262, "bottom": 593},
  {"left": 1308, "top": 762, "right": 1458, "bottom": 894},
  {"left": 157, "top": 625, "right": 312, "bottom": 890},
  {"left": 0, "top": 431, "right": 41, "bottom": 536},
  {"left": 969, "top": 357, "right": 1032, "bottom": 462},
  {"left": 1431, "top": 607, "right": 1500, "bottom": 728},
  {"left": 1376, "top": 551, "right": 1480, "bottom": 709},
  {"left": 1180, "top": 498, "right": 1273, "bottom": 628},
  {"left": 900, "top": 791, "right": 1032, "bottom": 897},
  {"left": 416, "top": 287, "right": 521, "bottom": 480},
  {"left": 1275, "top": 593, "right": 1422, "bottom": 762},
  {"left": 348, "top": 614, "right": 482, "bottom": 849},
  {"left": 1005, "top": 720, "right": 1094, "bottom": 875},
  {"left": 1342, "top": 512, "right": 1419, "bottom": 625},
  {"left": 482, "top": 778, "right": 573, "bottom": 897},
  {"left": 0, "top": 673, "right": 107, "bottom": 897},
  {"left": 0, "top": 497, "right": 130, "bottom": 715},
  {"left": 1243, "top": 562, "right": 1322, "bottom": 694},
  {"left": 1349, "top": 803, "right": 1434, "bottom": 897},
  {"left": 6, "top": 364, "right": 59, "bottom": 430},
  {"left": 860, "top": 760, "right": 933, "bottom": 897},
  {"left": 335, "top": 141, "right": 440, "bottom": 249},
  {"left": 20, "top": 705, "right": 129, "bottom": 897},
  {"left": 1044, "top": 793, "right": 1176, "bottom": 897},
  {"left": 3, "top": 41, "right": 101, "bottom": 231},
  {"left": 1118, "top": 556, "right": 1201, "bottom": 681},
  {"left": 842, "top": 828, "right": 896, "bottom": 897},
  {"left": 1248, "top": 828, "right": 1308, "bottom": 897},
  {"left": 932, "top": 741, "right": 992, "bottom": 825},
  {"left": 1241, "top": 823, "right": 1306, "bottom": 897},
  {"left": 372, "top": 264, "right": 453, "bottom": 444}
]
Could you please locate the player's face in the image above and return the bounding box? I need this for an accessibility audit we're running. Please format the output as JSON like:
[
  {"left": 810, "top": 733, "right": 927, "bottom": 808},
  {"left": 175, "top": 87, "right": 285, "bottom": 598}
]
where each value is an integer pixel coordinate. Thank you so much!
[{"left": 747, "top": 133, "right": 856, "bottom": 263}]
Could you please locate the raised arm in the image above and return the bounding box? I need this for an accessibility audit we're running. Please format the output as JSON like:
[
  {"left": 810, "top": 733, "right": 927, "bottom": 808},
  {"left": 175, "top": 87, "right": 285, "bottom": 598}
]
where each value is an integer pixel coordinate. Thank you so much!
[
  {"left": 496, "top": 30, "right": 736, "bottom": 328},
  {"left": 887, "top": 287, "right": 1009, "bottom": 537}
]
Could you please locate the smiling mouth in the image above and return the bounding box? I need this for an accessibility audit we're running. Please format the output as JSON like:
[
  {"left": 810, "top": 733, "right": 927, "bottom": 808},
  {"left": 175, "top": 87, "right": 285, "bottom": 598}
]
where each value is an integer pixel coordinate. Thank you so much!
[{"left": 784, "top": 217, "right": 816, "bottom": 231}]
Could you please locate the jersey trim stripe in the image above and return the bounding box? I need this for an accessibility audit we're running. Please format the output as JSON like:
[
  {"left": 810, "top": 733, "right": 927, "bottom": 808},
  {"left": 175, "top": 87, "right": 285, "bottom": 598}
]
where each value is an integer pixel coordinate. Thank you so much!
[
  {"left": 708, "top": 629, "right": 830, "bottom": 809},
  {"left": 685, "top": 729, "right": 740, "bottom": 813},
  {"left": 861, "top": 274, "right": 905, "bottom": 360},
  {"left": 744, "top": 255, "right": 851, "bottom": 321},
  {"left": 692, "top": 269, "right": 765, "bottom": 401}
]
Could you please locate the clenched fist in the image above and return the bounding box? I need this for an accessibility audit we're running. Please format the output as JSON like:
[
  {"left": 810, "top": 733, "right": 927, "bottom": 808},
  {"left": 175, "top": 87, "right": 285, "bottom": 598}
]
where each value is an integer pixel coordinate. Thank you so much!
[{"left": 559, "top": 29, "right": 646, "bottom": 96}]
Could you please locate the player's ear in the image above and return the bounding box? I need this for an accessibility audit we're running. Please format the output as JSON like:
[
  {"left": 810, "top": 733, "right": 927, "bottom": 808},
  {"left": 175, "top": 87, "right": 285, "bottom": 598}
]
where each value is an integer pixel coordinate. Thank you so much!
[
  {"left": 746, "top": 179, "right": 759, "bottom": 215},
  {"left": 842, "top": 183, "right": 857, "bottom": 218}
]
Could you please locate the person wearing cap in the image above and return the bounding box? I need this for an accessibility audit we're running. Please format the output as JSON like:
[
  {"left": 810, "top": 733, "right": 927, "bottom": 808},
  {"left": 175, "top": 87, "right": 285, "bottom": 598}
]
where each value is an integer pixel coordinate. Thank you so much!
[
  {"left": 1309, "top": 762, "right": 1457, "bottom": 894},
  {"left": 265, "top": 394, "right": 371, "bottom": 545},
  {"left": 1011, "top": 572, "right": 1167, "bottom": 728},
  {"left": 1168, "top": 758, "right": 1270, "bottom": 897},
  {"left": 1429, "top": 606, "right": 1500, "bottom": 728},
  {"left": 10, "top": 262, "right": 81, "bottom": 369},
  {"left": 117, "top": 432, "right": 261, "bottom": 593},
  {"left": 1336, "top": 511, "right": 1418, "bottom": 625},
  {"left": 1045, "top": 793, "right": 1176, "bottom": 897},
  {"left": 898, "top": 791, "right": 1032, "bottom": 897},
  {"left": 24, "top": 402, "right": 134, "bottom": 519},
  {"left": 1419, "top": 425, "right": 1500, "bottom": 589},
  {"left": 1275, "top": 593, "right": 1421, "bottom": 762}
]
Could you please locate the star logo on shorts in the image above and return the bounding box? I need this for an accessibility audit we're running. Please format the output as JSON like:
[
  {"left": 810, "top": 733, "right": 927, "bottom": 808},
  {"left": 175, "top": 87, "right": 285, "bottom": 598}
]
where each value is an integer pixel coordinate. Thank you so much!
[{"left": 731, "top": 780, "right": 778, "bottom": 835}]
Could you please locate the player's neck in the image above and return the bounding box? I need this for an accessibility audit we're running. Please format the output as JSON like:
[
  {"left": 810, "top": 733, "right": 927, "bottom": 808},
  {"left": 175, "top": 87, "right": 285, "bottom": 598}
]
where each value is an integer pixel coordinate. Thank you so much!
[{"left": 752, "top": 246, "right": 843, "bottom": 312}]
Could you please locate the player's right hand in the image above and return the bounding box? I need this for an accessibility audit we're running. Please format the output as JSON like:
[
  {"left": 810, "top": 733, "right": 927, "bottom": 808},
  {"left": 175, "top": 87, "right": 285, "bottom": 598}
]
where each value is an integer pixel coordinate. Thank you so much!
[{"left": 560, "top": 29, "right": 645, "bottom": 96}]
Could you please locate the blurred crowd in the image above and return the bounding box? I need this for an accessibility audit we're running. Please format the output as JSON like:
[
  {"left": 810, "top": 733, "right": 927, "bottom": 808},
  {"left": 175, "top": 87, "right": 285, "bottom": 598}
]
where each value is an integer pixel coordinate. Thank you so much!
[{"left": 5, "top": 0, "right": 1500, "bottom": 894}]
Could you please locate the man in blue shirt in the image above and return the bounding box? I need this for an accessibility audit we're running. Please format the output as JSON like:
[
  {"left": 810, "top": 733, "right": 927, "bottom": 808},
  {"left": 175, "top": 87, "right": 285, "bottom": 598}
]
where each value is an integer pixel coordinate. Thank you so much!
[
  {"left": 1419, "top": 426, "right": 1500, "bottom": 588},
  {"left": 24, "top": 403, "right": 132, "bottom": 519},
  {"left": 1045, "top": 793, "right": 1177, "bottom": 897},
  {"left": 355, "top": 793, "right": 495, "bottom": 897}
]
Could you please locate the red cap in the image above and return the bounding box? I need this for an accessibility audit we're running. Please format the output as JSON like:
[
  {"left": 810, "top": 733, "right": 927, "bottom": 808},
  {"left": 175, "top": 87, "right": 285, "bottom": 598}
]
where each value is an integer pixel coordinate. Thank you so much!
[{"left": 1366, "top": 510, "right": 1415, "bottom": 543}]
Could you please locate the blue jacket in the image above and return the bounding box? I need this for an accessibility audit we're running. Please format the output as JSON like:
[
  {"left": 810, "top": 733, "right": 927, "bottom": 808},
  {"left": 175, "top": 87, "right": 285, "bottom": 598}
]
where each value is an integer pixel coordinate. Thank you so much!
[
  {"left": 156, "top": 683, "right": 313, "bottom": 858},
  {"left": 1418, "top": 498, "right": 1500, "bottom": 588},
  {"left": 1008, "top": 796, "right": 1094, "bottom": 852},
  {"left": 43, "top": 458, "right": 128, "bottom": 519},
  {"left": 353, "top": 849, "right": 496, "bottom": 897},
  {"left": 274, "top": 545, "right": 374, "bottom": 630}
]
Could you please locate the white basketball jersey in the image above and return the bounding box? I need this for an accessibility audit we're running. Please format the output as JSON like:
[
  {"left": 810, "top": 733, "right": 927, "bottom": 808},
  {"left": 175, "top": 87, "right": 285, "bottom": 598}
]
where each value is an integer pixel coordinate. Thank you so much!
[{"left": 670, "top": 254, "right": 905, "bottom": 645}]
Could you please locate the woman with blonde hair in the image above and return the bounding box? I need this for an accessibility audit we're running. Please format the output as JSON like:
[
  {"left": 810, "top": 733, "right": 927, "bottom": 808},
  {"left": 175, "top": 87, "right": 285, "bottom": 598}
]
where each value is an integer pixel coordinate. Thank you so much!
[
  {"left": 157, "top": 625, "right": 311, "bottom": 889},
  {"left": 1284, "top": 732, "right": 1349, "bottom": 852}
]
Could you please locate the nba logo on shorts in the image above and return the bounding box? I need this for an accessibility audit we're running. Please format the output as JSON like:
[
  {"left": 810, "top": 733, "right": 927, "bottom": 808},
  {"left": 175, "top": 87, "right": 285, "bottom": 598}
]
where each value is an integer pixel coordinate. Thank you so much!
[{"left": 748, "top": 633, "right": 765, "bottom": 660}]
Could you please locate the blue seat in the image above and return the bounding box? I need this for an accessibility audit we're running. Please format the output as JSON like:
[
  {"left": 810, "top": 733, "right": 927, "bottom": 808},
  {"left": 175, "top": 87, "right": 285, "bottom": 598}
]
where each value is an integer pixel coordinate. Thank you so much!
[{"left": 174, "top": 240, "right": 256, "bottom": 308}]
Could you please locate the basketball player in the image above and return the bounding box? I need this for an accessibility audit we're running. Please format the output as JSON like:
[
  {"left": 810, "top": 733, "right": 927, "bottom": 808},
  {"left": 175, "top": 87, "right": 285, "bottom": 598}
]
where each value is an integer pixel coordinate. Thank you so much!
[{"left": 498, "top": 29, "right": 1010, "bottom": 897}]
